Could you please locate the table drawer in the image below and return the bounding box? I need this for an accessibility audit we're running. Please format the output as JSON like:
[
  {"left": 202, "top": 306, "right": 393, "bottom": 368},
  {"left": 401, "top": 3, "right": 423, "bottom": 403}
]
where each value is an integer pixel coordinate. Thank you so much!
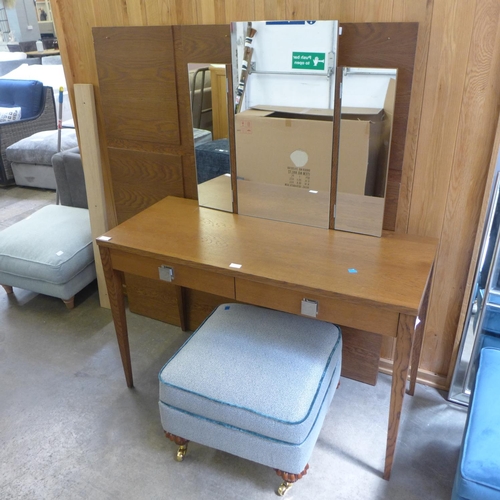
[
  {"left": 111, "top": 249, "right": 235, "bottom": 299},
  {"left": 235, "top": 278, "right": 398, "bottom": 337}
]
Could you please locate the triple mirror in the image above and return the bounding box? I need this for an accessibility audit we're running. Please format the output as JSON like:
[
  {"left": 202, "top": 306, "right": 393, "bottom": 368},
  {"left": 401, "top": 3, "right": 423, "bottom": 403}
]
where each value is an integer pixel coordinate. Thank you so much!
[{"left": 190, "top": 20, "right": 398, "bottom": 237}]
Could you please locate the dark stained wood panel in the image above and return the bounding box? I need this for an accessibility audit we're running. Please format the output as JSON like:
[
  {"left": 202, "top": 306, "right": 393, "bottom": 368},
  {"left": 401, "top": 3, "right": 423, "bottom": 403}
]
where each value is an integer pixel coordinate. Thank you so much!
[
  {"left": 341, "top": 326, "right": 383, "bottom": 386},
  {"left": 108, "top": 148, "right": 184, "bottom": 223},
  {"left": 338, "top": 23, "right": 418, "bottom": 231},
  {"left": 177, "top": 24, "right": 231, "bottom": 63},
  {"left": 126, "top": 274, "right": 182, "bottom": 327},
  {"left": 93, "top": 26, "right": 180, "bottom": 148}
]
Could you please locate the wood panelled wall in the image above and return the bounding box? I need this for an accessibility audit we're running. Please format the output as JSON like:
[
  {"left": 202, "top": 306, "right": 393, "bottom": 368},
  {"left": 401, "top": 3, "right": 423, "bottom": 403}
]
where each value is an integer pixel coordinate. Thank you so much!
[{"left": 51, "top": 0, "right": 500, "bottom": 389}]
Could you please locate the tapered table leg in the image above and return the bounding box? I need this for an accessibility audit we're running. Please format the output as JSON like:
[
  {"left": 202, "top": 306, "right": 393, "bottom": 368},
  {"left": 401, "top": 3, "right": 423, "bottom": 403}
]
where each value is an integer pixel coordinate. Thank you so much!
[
  {"left": 99, "top": 245, "right": 133, "bottom": 388},
  {"left": 384, "top": 313, "right": 414, "bottom": 480},
  {"left": 408, "top": 263, "right": 434, "bottom": 396}
]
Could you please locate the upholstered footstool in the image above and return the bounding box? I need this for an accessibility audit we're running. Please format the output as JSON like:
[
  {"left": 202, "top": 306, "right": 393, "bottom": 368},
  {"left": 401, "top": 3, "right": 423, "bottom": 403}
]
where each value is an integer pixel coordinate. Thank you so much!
[
  {"left": 0, "top": 204, "right": 96, "bottom": 308},
  {"left": 159, "top": 303, "right": 342, "bottom": 495}
]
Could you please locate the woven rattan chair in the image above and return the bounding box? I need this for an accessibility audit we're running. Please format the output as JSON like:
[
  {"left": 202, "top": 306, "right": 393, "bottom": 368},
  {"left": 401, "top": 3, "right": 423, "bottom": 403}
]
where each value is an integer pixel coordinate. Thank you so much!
[{"left": 0, "top": 79, "right": 56, "bottom": 186}]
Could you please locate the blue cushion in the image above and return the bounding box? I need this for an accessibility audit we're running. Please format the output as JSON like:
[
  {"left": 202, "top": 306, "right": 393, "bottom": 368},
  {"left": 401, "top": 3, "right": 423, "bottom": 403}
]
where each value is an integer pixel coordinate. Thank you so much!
[
  {"left": 452, "top": 347, "right": 500, "bottom": 500},
  {"left": 159, "top": 303, "right": 341, "bottom": 445},
  {"left": 0, "top": 79, "right": 44, "bottom": 120}
]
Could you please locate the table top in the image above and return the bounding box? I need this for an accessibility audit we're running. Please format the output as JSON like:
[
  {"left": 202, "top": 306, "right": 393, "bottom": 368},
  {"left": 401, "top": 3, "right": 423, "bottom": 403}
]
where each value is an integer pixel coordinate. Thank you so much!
[{"left": 98, "top": 196, "right": 438, "bottom": 316}]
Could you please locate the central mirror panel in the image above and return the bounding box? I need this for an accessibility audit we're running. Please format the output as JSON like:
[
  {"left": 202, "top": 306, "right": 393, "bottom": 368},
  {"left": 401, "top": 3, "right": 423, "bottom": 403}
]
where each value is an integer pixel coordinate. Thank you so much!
[{"left": 231, "top": 20, "right": 339, "bottom": 228}]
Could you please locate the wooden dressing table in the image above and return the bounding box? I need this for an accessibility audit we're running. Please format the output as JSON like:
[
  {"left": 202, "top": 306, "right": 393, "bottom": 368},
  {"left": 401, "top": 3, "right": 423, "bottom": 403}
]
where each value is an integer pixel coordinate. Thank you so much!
[{"left": 97, "top": 196, "right": 437, "bottom": 480}]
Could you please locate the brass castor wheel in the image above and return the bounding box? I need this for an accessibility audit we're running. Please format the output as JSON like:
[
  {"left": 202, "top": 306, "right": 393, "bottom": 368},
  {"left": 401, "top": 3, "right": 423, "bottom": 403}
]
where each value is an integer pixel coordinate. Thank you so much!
[
  {"left": 175, "top": 444, "right": 188, "bottom": 462},
  {"left": 276, "top": 481, "right": 293, "bottom": 496}
]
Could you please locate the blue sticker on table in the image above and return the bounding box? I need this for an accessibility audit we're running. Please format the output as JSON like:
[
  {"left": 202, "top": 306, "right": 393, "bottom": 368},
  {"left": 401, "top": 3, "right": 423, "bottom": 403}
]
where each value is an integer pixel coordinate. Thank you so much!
[{"left": 348, "top": 269, "right": 358, "bottom": 274}]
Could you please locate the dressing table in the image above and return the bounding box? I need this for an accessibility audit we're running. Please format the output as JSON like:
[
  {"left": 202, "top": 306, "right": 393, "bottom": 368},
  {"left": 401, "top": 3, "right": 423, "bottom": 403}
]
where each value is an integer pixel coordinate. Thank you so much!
[
  {"left": 96, "top": 196, "right": 437, "bottom": 479},
  {"left": 93, "top": 20, "right": 430, "bottom": 479}
]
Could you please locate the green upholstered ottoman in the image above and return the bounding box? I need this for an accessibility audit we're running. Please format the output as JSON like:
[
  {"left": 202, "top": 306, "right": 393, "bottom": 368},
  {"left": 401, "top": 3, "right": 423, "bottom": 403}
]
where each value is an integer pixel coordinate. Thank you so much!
[
  {"left": 159, "top": 303, "right": 342, "bottom": 495},
  {"left": 0, "top": 204, "right": 96, "bottom": 308}
]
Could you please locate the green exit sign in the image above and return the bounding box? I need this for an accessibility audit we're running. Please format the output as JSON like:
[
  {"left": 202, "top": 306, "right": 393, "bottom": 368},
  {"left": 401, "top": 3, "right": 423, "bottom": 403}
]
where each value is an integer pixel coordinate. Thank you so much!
[{"left": 292, "top": 52, "right": 326, "bottom": 70}]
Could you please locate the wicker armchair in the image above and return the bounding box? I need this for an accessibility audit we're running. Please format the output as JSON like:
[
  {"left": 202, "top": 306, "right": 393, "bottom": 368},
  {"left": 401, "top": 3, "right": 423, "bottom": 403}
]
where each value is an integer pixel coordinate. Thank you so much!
[{"left": 0, "top": 80, "right": 56, "bottom": 186}]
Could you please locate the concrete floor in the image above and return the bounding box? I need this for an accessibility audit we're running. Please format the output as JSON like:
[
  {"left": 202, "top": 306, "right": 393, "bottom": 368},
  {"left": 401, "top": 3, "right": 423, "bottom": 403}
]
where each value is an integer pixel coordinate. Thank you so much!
[{"left": 0, "top": 282, "right": 468, "bottom": 500}]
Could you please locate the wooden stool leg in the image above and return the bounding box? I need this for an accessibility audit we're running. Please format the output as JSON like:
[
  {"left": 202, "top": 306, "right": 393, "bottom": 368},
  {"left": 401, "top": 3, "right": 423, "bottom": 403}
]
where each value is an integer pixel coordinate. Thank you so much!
[
  {"left": 275, "top": 463, "right": 309, "bottom": 496},
  {"left": 62, "top": 296, "right": 75, "bottom": 309},
  {"left": 2, "top": 285, "right": 13, "bottom": 294},
  {"left": 165, "top": 432, "right": 189, "bottom": 462}
]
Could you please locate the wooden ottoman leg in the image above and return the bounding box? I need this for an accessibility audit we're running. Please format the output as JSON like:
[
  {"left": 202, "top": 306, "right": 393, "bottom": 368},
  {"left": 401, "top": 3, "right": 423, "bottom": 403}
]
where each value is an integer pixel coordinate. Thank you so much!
[
  {"left": 275, "top": 463, "right": 309, "bottom": 496},
  {"left": 62, "top": 296, "right": 75, "bottom": 309},
  {"left": 2, "top": 285, "right": 13, "bottom": 294},
  {"left": 165, "top": 432, "right": 190, "bottom": 462}
]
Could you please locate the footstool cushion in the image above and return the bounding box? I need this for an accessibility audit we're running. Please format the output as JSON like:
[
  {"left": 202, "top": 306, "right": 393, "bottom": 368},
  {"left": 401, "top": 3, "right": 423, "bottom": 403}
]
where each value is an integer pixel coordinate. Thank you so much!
[
  {"left": 159, "top": 303, "right": 342, "bottom": 474},
  {"left": 0, "top": 204, "right": 96, "bottom": 301}
]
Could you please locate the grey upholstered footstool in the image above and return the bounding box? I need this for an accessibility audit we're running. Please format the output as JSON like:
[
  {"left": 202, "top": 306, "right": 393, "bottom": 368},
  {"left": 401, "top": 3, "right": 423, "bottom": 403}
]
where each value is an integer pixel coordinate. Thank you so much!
[
  {"left": 0, "top": 204, "right": 96, "bottom": 308},
  {"left": 159, "top": 303, "right": 342, "bottom": 496}
]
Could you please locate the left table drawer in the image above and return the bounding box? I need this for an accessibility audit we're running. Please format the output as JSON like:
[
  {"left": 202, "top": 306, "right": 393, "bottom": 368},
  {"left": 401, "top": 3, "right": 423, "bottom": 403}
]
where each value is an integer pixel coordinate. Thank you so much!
[{"left": 110, "top": 249, "right": 235, "bottom": 299}]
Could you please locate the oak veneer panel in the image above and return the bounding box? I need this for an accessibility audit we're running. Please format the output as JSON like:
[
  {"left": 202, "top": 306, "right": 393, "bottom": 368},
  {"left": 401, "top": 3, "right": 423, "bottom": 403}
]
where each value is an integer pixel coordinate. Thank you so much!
[
  {"left": 175, "top": 0, "right": 198, "bottom": 24},
  {"left": 147, "top": 1, "right": 179, "bottom": 25},
  {"left": 194, "top": 0, "right": 216, "bottom": 24},
  {"left": 285, "top": 0, "right": 319, "bottom": 19},
  {"left": 420, "top": 0, "right": 500, "bottom": 376},
  {"left": 353, "top": 0, "right": 394, "bottom": 21},
  {"left": 254, "top": 0, "right": 287, "bottom": 20},
  {"left": 394, "top": 0, "right": 435, "bottom": 234},
  {"left": 107, "top": 148, "right": 184, "bottom": 223},
  {"left": 93, "top": 26, "right": 180, "bottom": 149},
  {"left": 319, "top": 2, "right": 355, "bottom": 21},
  {"left": 93, "top": 1, "right": 128, "bottom": 26},
  {"left": 407, "top": 1, "right": 476, "bottom": 239},
  {"left": 225, "top": 1, "right": 255, "bottom": 22}
]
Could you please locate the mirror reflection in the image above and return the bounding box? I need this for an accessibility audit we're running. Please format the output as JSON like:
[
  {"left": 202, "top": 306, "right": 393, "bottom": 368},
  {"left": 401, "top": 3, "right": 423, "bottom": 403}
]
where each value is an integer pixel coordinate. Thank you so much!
[
  {"left": 189, "top": 63, "right": 233, "bottom": 212},
  {"left": 231, "top": 20, "right": 339, "bottom": 228},
  {"left": 334, "top": 67, "right": 397, "bottom": 237}
]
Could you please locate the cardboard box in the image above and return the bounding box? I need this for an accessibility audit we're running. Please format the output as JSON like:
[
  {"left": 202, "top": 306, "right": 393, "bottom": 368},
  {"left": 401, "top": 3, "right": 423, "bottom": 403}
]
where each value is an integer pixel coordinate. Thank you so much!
[
  {"left": 235, "top": 104, "right": 390, "bottom": 197},
  {"left": 235, "top": 106, "right": 334, "bottom": 192},
  {"left": 337, "top": 78, "right": 396, "bottom": 198},
  {"left": 337, "top": 107, "right": 385, "bottom": 197}
]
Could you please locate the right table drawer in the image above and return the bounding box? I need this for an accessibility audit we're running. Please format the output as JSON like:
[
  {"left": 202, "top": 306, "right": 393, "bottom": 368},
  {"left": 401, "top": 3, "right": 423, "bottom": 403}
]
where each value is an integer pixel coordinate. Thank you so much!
[{"left": 235, "top": 278, "right": 399, "bottom": 337}]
